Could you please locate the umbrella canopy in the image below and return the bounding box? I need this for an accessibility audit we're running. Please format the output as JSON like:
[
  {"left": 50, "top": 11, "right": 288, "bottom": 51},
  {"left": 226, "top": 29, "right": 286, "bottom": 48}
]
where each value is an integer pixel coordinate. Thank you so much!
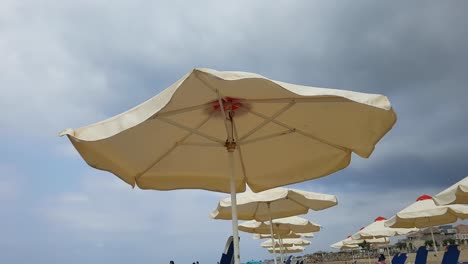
[
  {"left": 352, "top": 216, "right": 418, "bottom": 239},
  {"left": 330, "top": 238, "right": 359, "bottom": 249},
  {"left": 268, "top": 246, "right": 304, "bottom": 254},
  {"left": 261, "top": 238, "right": 311, "bottom": 248},
  {"left": 433, "top": 177, "right": 468, "bottom": 205},
  {"left": 60, "top": 68, "right": 396, "bottom": 193},
  {"left": 253, "top": 232, "right": 314, "bottom": 239},
  {"left": 59, "top": 68, "right": 396, "bottom": 264},
  {"left": 210, "top": 187, "right": 337, "bottom": 221},
  {"left": 239, "top": 216, "right": 321, "bottom": 234},
  {"left": 385, "top": 194, "right": 468, "bottom": 228},
  {"left": 343, "top": 237, "right": 390, "bottom": 245}
]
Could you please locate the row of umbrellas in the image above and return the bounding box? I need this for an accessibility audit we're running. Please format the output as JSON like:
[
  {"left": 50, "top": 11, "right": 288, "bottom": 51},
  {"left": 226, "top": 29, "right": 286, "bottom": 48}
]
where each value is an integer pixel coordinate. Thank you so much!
[
  {"left": 60, "top": 68, "right": 398, "bottom": 264},
  {"left": 331, "top": 177, "right": 468, "bottom": 256},
  {"left": 210, "top": 187, "right": 335, "bottom": 263}
]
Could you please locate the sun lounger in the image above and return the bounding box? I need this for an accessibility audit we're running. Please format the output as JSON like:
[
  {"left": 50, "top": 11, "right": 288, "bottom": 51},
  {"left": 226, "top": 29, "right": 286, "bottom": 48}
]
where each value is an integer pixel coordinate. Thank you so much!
[
  {"left": 441, "top": 245, "right": 460, "bottom": 264},
  {"left": 285, "top": 255, "right": 293, "bottom": 264},
  {"left": 391, "top": 253, "right": 400, "bottom": 264},
  {"left": 398, "top": 253, "right": 407, "bottom": 264},
  {"left": 415, "top": 246, "right": 428, "bottom": 264},
  {"left": 220, "top": 236, "right": 234, "bottom": 264}
]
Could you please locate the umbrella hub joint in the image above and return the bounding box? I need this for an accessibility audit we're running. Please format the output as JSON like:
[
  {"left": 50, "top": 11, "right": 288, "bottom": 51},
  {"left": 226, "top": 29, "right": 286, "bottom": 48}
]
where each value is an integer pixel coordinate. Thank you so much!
[{"left": 225, "top": 140, "right": 237, "bottom": 152}]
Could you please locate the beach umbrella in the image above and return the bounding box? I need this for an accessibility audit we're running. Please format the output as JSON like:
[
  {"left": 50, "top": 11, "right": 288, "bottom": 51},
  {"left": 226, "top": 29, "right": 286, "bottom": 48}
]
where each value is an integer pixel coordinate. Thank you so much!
[
  {"left": 268, "top": 246, "right": 304, "bottom": 254},
  {"left": 59, "top": 68, "right": 396, "bottom": 264},
  {"left": 253, "top": 232, "right": 314, "bottom": 239},
  {"left": 352, "top": 216, "right": 418, "bottom": 239},
  {"left": 342, "top": 237, "right": 389, "bottom": 245},
  {"left": 433, "top": 177, "right": 468, "bottom": 205},
  {"left": 261, "top": 238, "right": 311, "bottom": 248},
  {"left": 210, "top": 187, "right": 335, "bottom": 264},
  {"left": 385, "top": 194, "right": 468, "bottom": 255},
  {"left": 239, "top": 216, "right": 321, "bottom": 235},
  {"left": 330, "top": 239, "right": 359, "bottom": 249},
  {"left": 210, "top": 187, "right": 337, "bottom": 221},
  {"left": 331, "top": 237, "right": 359, "bottom": 263}
]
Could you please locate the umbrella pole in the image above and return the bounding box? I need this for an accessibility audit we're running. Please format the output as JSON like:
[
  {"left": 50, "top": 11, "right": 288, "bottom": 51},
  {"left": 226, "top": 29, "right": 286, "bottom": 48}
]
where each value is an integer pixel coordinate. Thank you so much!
[
  {"left": 430, "top": 227, "right": 438, "bottom": 256},
  {"left": 278, "top": 231, "right": 284, "bottom": 262},
  {"left": 267, "top": 203, "right": 278, "bottom": 264},
  {"left": 228, "top": 150, "right": 241, "bottom": 264}
]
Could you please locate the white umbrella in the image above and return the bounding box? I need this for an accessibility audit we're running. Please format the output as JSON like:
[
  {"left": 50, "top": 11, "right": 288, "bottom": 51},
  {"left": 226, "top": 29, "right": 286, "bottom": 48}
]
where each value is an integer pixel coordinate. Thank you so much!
[
  {"left": 433, "top": 177, "right": 468, "bottom": 205},
  {"left": 210, "top": 187, "right": 337, "bottom": 221},
  {"left": 268, "top": 246, "right": 304, "bottom": 254},
  {"left": 60, "top": 68, "right": 396, "bottom": 264},
  {"left": 239, "top": 216, "right": 321, "bottom": 235},
  {"left": 331, "top": 237, "right": 359, "bottom": 264},
  {"left": 253, "top": 232, "right": 314, "bottom": 239},
  {"left": 210, "top": 187, "right": 335, "bottom": 264},
  {"left": 261, "top": 238, "right": 311, "bottom": 247},
  {"left": 352, "top": 216, "right": 418, "bottom": 239},
  {"left": 385, "top": 194, "right": 468, "bottom": 255},
  {"left": 342, "top": 237, "right": 389, "bottom": 245},
  {"left": 330, "top": 239, "right": 359, "bottom": 249}
]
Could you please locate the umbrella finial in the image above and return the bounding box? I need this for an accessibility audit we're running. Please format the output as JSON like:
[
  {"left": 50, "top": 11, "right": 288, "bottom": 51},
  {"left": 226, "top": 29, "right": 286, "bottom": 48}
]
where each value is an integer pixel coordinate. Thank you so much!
[
  {"left": 416, "top": 194, "right": 432, "bottom": 201},
  {"left": 374, "top": 216, "right": 386, "bottom": 222}
]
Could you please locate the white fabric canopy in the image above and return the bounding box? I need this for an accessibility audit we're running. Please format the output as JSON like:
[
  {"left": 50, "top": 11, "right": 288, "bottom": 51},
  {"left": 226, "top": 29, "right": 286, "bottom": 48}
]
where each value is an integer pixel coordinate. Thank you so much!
[
  {"left": 210, "top": 187, "right": 337, "bottom": 221},
  {"left": 239, "top": 216, "right": 321, "bottom": 234},
  {"left": 261, "top": 238, "right": 311, "bottom": 248},
  {"left": 352, "top": 216, "right": 418, "bottom": 239},
  {"left": 385, "top": 195, "right": 468, "bottom": 228},
  {"left": 268, "top": 246, "right": 304, "bottom": 254},
  {"left": 342, "top": 237, "right": 389, "bottom": 245},
  {"left": 433, "top": 177, "right": 468, "bottom": 205},
  {"left": 60, "top": 68, "right": 396, "bottom": 193},
  {"left": 253, "top": 232, "right": 313, "bottom": 239},
  {"left": 331, "top": 238, "right": 359, "bottom": 249}
]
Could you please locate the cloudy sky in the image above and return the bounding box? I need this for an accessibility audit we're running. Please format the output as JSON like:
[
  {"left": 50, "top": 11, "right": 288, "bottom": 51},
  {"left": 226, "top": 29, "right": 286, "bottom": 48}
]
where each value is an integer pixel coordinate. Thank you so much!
[{"left": 1, "top": 1, "right": 468, "bottom": 263}]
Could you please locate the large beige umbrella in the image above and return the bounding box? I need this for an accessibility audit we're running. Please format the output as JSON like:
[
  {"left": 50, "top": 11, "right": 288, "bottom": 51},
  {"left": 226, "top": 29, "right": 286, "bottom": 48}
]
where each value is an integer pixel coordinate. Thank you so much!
[
  {"left": 261, "top": 238, "right": 311, "bottom": 248},
  {"left": 210, "top": 187, "right": 337, "bottom": 221},
  {"left": 268, "top": 246, "right": 304, "bottom": 254},
  {"left": 59, "top": 68, "right": 396, "bottom": 264},
  {"left": 433, "top": 177, "right": 468, "bottom": 205},
  {"left": 352, "top": 216, "right": 418, "bottom": 239},
  {"left": 385, "top": 194, "right": 468, "bottom": 255}
]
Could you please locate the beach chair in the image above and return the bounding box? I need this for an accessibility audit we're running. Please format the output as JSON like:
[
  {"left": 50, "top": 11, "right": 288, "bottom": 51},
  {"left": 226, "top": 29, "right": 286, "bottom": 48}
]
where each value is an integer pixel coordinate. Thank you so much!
[
  {"left": 441, "top": 245, "right": 460, "bottom": 264},
  {"left": 414, "top": 246, "right": 428, "bottom": 264},
  {"left": 398, "top": 253, "right": 407, "bottom": 264},
  {"left": 299, "top": 261, "right": 304, "bottom": 264},
  {"left": 285, "top": 255, "right": 293, "bottom": 264},
  {"left": 391, "top": 253, "right": 400, "bottom": 264},
  {"left": 220, "top": 236, "right": 234, "bottom": 264}
]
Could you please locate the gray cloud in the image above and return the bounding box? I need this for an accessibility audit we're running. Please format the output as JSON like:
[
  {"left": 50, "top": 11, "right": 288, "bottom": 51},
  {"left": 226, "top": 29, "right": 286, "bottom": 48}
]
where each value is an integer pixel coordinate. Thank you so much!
[{"left": 1, "top": 1, "right": 468, "bottom": 263}]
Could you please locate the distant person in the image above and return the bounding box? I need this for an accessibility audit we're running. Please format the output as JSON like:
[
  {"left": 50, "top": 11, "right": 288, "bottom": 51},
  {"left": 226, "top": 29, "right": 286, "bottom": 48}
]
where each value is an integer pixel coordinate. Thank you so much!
[
  {"left": 377, "top": 254, "right": 386, "bottom": 264},
  {"left": 169, "top": 261, "right": 174, "bottom": 264}
]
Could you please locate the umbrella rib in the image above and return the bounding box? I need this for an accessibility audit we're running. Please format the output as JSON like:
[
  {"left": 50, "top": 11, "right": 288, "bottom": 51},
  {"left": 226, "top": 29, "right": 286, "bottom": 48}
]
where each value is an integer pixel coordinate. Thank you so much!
[
  {"left": 244, "top": 108, "right": 349, "bottom": 152},
  {"left": 157, "top": 116, "right": 225, "bottom": 144},
  {"left": 239, "top": 130, "right": 296, "bottom": 146},
  {"left": 238, "top": 100, "right": 296, "bottom": 142},
  {"left": 135, "top": 113, "right": 217, "bottom": 180}
]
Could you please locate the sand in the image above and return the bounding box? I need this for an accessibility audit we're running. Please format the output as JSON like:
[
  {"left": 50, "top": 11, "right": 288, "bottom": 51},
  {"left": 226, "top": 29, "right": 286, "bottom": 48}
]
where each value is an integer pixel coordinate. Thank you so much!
[{"left": 318, "top": 249, "right": 468, "bottom": 264}]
